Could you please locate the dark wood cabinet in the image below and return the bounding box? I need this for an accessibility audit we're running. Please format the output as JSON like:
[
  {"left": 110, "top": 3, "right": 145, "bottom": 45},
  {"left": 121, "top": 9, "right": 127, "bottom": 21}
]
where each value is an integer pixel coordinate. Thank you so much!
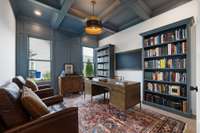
[{"left": 58, "top": 75, "right": 84, "bottom": 95}]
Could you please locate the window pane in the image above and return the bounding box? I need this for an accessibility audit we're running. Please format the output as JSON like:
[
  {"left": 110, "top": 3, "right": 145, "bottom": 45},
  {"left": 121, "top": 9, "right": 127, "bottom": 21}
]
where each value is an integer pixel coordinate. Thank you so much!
[
  {"left": 83, "top": 47, "right": 94, "bottom": 63},
  {"left": 29, "top": 38, "right": 51, "bottom": 60},
  {"left": 29, "top": 61, "right": 51, "bottom": 81}
]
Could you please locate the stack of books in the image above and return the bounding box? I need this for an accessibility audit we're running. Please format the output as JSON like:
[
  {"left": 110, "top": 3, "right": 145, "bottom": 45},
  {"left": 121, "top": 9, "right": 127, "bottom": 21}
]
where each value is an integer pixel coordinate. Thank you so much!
[
  {"left": 144, "top": 28, "right": 187, "bottom": 47},
  {"left": 145, "top": 72, "right": 187, "bottom": 83},
  {"left": 144, "top": 58, "right": 186, "bottom": 69},
  {"left": 144, "top": 42, "right": 187, "bottom": 57},
  {"left": 144, "top": 93, "right": 187, "bottom": 112},
  {"left": 146, "top": 82, "right": 186, "bottom": 96}
]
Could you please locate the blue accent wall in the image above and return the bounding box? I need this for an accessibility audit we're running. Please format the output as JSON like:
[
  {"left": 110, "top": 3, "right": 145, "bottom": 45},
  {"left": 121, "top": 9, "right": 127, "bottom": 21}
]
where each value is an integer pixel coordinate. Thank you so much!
[{"left": 16, "top": 16, "right": 87, "bottom": 93}]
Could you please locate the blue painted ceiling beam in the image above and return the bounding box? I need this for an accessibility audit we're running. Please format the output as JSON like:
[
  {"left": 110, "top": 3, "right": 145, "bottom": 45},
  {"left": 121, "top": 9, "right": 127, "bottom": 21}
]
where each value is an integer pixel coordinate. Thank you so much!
[
  {"left": 27, "top": 0, "right": 60, "bottom": 13},
  {"left": 125, "top": 0, "right": 152, "bottom": 20},
  {"left": 52, "top": 0, "right": 75, "bottom": 29},
  {"left": 119, "top": 17, "right": 142, "bottom": 30}
]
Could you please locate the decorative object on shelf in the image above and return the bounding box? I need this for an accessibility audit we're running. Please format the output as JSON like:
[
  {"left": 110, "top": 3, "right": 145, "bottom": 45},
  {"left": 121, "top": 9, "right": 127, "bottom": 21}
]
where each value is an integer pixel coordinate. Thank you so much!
[
  {"left": 84, "top": 59, "right": 94, "bottom": 79},
  {"left": 170, "top": 85, "right": 181, "bottom": 96},
  {"left": 85, "top": 0, "right": 103, "bottom": 35},
  {"left": 141, "top": 17, "right": 194, "bottom": 117},
  {"left": 64, "top": 64, "right": 74, "bottom": 75},
  {"left": 95, "top": 44, "right": 114, "bottom": 78}
]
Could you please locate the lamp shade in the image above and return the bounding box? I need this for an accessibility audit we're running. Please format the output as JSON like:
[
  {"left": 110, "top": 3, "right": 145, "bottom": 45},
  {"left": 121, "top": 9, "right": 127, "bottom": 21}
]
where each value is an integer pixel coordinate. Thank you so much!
[{"left": 85, "top": 16, "right": 103, "bottom": 35}]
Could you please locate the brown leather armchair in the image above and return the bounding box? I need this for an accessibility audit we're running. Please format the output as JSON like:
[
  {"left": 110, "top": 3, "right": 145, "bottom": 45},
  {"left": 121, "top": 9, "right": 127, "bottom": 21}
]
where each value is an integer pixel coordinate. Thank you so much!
[
  {"left": 0, "top": 82, "right": 78, "bottom": 133},
  {"left": 12, "top": 76, "right": 54, "bottom": 98}
]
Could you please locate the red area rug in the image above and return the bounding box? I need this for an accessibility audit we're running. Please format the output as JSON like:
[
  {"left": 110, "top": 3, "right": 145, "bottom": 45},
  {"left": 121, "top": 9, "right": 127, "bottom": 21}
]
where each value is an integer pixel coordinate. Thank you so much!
[{"left": 64, "top": 95, "right": 185, "bottom": 133}]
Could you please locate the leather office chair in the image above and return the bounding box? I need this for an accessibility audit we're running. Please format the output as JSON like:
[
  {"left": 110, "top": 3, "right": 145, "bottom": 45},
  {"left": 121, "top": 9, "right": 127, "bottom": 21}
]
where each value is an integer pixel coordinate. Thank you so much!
[{"left": 0, "top": 82, "right": 78, "bottom": 133}]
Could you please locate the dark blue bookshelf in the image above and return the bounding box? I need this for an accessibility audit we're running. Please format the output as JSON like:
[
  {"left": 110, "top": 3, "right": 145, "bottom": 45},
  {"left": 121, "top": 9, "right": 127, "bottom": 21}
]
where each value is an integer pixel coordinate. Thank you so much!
[
  {"left": 95, "top": 44, "right": 114, "bottom": 78},
  {"left": 141, "top": 17, "right": 194, "bottom": 117}
]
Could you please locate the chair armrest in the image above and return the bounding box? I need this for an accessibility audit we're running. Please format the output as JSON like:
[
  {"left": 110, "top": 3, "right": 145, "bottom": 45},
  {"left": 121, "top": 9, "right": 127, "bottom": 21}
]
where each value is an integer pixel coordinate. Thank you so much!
[
  {"left": 34, "top": 88, "right": 54, "bottom": 98},
  {"left": 5, "top": 107, "right": 78, "bottom": 133},
  {"left": 42, "top": 95, "right": 63, "bottom": 106},
  {"left": 38, "top": 84, "right": 51, "bottom": 90}
]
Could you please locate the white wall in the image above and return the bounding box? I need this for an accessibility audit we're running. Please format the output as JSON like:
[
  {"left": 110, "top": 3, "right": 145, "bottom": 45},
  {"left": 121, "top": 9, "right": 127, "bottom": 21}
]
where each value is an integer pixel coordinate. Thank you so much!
[
  {"left": 0, "top": 0, "right": 16, "bottom": 85},
  {"left": 99, "top": 0, "right": 199, "bottom": 114},
  {"left": 195, "top": 0, "right": 200, "bottom": 131}
]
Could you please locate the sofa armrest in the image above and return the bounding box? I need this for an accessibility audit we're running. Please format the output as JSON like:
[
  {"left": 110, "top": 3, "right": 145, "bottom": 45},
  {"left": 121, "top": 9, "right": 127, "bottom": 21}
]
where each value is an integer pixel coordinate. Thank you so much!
[
  {"left": 5, "top": 107, "right": 78, "bottom": 133},
  {"left": 34, "top": 88, "right": 54, "bottom": 98},
  {"left": 42, "top": 95, "right": 63, "bottom": 106}
]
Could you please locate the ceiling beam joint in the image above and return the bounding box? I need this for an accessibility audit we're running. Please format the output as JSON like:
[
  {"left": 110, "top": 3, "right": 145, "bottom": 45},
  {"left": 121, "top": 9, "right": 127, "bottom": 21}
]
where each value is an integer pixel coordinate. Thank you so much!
[{"left": 52, "top": 0, "right": 75, "bottom": 29}]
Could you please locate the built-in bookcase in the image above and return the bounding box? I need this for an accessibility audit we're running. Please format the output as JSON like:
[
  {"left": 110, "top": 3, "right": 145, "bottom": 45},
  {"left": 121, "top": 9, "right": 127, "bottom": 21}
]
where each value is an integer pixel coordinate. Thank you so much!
[
  {"left": 141, "top": 17, "right": 194, "bottom": 117},
  {"left": 95, "top": 44, "right": 114, "bottom": 78}
]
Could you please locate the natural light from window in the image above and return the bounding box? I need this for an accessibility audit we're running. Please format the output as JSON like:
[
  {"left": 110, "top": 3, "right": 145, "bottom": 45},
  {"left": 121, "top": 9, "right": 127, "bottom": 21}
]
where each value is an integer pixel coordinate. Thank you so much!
[{"left": 28, "top": 37, "right": 51, "bottom": 82}]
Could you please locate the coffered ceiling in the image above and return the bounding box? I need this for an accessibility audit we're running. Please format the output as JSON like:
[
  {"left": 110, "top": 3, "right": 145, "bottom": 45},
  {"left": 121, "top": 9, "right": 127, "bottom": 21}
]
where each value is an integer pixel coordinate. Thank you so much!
[{"left": 10, "top": 0, "right": 192, "bottom": 39}]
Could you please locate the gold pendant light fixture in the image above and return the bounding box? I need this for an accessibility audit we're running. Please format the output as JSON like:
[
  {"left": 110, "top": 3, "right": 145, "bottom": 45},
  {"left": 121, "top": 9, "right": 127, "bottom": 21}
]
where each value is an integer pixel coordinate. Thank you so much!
[{"left": 85, "top": 0, "right": 103, "bottom": 35}]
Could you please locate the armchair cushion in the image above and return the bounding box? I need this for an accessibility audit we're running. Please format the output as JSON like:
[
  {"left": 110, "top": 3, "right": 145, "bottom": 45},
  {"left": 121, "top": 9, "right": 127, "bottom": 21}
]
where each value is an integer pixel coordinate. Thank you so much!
[
  {"left": 0, "top": 83, "right": 29, "bottom": 129},
  {"left": 25, "top": 79, "right": 38, "bottom": 91},
  {"left": 21, "top": 87, "right": 49, "bottom": 119}
]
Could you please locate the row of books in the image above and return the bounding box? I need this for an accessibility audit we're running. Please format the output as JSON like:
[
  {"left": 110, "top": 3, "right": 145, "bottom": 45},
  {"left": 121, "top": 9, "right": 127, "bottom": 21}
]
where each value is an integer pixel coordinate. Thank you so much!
[
  {"left": 144, "top": 28, "right": 187, "bottom": 47},
  {"left": 144, "top": 58, "right": 186, "bottom": 69},
  {"left": 97, "top": 49, "right": 109, "bottom": 57},
  {"left": 145, "top": 72, "right": 186, "bottom": 83},
  {"left": 97, "top": 56, "right": 109, "bottom": 63},
  {"left": 96, "top": 70, "right": 109, "bottom": 77},
  {"left": 144, "top": 42, "right": 186, "bottom": 57},
  {"left": 97, "top": 63, "right": 109, "bottom": 69},
  {"left": 144, "top": 94, "right": 187, "bottom": 112},
  {"left": 145, "top": 82, "right": 186, "bottom": 97}
]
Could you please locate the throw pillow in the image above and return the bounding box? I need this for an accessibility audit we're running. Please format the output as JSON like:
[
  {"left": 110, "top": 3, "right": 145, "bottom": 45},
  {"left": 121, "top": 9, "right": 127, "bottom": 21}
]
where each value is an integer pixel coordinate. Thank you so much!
[
  {"left": 21, "top": 87, "right": 49, "bottom": 119},
  {"left": 25, "top": 79, "right": 38, "bottom": 91}
]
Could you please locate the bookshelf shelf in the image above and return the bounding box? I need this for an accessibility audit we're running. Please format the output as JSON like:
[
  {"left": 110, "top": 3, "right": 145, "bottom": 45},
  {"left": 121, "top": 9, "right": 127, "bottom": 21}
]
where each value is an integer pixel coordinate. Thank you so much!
[
  {"left": 144, "top": 79, "right": 187, "bottom": 86},
  {"left": 95, "top": 44, "right": 114, "bottom": 78},
  {"left": 144, "top": 54, "right": 186, "bottom": 60},
  {"left": 97, "top": 62, "right": 109, "bottom": 64},
  {"left": 144, "top": 38, "right": 187, "bottom": 49},
  {"left": 144, "top": 90, "right": 187, "bottom": 100},
  {"left": 97, "top": 54, "right": 109, "bottom": 58},
  {"left": 141, "top": 17, "right": 194, "bottom": 117},
  {"left": 144, "top": 68, "right": 186, "bottom": 72},
  {"left": 143, "top": 101, "right": 192, "bottom": 117}
]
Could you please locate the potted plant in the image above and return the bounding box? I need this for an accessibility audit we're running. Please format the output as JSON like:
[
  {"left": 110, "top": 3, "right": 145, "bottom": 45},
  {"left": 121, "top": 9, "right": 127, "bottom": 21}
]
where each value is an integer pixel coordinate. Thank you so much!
[{"left": 84, "top": 59, "right": 94, "bottom": 80}]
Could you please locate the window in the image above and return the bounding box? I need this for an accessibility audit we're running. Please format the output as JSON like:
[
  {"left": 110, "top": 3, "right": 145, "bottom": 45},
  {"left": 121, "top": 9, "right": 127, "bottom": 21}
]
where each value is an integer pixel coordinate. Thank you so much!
[
  {"left": 28, "top": 37, "right": 51, "bottom": 82},
  {"left": 82, "top": 47, "right": 94, "bottom": 74}
]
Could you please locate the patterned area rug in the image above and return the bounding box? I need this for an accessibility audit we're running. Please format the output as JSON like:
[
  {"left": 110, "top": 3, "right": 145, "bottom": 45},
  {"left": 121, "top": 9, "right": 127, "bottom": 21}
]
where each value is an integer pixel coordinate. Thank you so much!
[{"left": 64, "top": 94, "right": 185, "bottom": 133}]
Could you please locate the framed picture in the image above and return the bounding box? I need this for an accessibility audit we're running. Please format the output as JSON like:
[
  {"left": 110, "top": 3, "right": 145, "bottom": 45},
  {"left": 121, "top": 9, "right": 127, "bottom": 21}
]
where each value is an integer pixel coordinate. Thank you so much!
[
  {"left": 64, "top": 64, "right": 74, "bottom": 75},
  {"left": 170, "top": 86, "right": 180, "bottom": 96}
]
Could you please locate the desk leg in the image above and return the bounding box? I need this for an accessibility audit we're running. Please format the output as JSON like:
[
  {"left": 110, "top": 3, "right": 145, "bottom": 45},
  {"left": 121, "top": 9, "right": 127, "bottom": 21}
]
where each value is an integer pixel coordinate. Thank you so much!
[
  {"left": 108, "top": 103, "right": 110, "bottom": 113},
  {"left": 91, "top": 95, "right": 93, "bottom": 102}
]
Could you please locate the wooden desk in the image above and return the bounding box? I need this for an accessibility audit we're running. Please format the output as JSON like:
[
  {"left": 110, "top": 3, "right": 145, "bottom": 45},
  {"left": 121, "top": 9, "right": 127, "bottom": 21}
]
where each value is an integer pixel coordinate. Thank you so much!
[{"left": 84, "top": 78, "right": 141, "bottom": 110}]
